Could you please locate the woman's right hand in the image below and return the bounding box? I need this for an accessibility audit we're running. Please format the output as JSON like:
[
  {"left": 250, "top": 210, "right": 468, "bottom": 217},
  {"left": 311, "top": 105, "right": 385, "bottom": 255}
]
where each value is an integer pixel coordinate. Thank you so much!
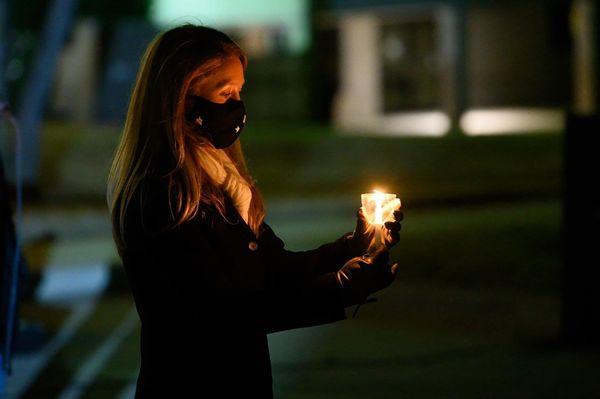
[
  {"left": 335, "top": 246, "right": 398, "bottom": 307},
  {"left": 346, "top": 207, "right": 377, "bottom": 256}
]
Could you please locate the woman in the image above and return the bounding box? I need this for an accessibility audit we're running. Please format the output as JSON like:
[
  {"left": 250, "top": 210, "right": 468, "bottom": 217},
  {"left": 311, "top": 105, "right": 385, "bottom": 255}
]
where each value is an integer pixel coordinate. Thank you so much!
[{"left": 107, "top": 24, "right": 403, "bottom": 398}]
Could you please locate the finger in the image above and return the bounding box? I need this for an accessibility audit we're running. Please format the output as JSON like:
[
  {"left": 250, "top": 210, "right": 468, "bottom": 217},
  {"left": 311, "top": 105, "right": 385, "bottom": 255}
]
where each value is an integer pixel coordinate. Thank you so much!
[
  {"left": 355, "top": 207, "right": 369, "bottom": 233},
  {"left": 384, "top": 221, "right": 401, "bottom": 232},
  {"left": 358, "top": 207, "right": 368, "bottom": 220},
  {"left": 394, "top": 210, "right": 404, "bottom": 222},
  {"left": 390, "top": 263, "right": 399, "bottom": 279},
  {"left": 344, "top": 255, "right": 366, "bottom": 267},
  {"left": 384, "top": 231, "right": 400, "bottom": 248}
]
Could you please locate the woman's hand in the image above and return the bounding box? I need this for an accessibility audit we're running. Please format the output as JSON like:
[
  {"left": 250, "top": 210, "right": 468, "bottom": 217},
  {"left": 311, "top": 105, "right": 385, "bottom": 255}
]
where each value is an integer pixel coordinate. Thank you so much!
[
  {"left": 348, "top": 206, "right": 404, "bottom": 255},
  {"left": 335, "top": 246, "right": 398, "bottom": 307},
  {"left": 347, "top": 207, "right": 377, "bottom": 256},
  {"left": 383, "top": 209, "right": 403, "bottom": 249}
]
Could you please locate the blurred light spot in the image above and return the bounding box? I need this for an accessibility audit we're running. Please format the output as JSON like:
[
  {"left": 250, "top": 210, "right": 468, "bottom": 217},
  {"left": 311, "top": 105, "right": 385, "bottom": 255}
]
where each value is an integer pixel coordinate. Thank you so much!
[
  {"left": 381, "top": 111, "right": 450, "bottom": 136},
  {"left": 35, "top": 263, "right": 110, "bottom": 305},
  {"left": 460, "top": 108, "right": 565, "bottom": 135},
  {"left": 150, "top": 0, "right": 309, "bottom": 54}
]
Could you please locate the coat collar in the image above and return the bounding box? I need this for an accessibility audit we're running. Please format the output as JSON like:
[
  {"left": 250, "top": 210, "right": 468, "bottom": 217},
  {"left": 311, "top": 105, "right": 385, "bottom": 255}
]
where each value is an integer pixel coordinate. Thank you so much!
[{"left": 222, "top": 194, "right": 259, "bottom": 240}]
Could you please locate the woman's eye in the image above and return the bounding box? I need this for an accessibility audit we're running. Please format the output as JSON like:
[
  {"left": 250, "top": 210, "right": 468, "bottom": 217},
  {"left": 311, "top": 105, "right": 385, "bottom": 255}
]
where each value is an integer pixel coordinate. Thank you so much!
[{"left": 220, "top": 89, "right": 242, "bottom": 98}]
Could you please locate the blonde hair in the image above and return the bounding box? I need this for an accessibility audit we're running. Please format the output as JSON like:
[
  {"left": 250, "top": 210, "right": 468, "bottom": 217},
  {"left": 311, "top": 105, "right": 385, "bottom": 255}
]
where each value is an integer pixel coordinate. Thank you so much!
[{"left": 107, "top": 24, "right": 266, "bottom": 253}]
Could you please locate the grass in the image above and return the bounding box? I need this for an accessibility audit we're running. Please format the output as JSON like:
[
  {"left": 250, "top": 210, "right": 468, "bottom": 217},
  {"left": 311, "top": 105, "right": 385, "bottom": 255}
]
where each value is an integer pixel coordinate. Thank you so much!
[
  {"left": 37, "top": 121, "right": 562, "bottom": 204},
  {"left": 394, "top": 199, "right": 562, "bottom": 292},
  {"left": 241, "top": 122, "right": 562, "bottom": 203}
]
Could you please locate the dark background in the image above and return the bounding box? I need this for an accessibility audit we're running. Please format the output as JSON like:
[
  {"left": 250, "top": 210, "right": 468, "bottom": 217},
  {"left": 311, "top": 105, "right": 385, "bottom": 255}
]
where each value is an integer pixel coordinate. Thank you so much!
[{"left": 0, "top": 0, "right": 598, "bottom": 397}]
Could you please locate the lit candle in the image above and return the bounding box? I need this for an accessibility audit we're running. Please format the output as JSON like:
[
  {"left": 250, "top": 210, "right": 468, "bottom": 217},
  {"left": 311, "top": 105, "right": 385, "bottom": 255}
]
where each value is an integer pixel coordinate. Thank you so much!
[{"left": 360, "top": 189, "right": 401, "bottom": 253}]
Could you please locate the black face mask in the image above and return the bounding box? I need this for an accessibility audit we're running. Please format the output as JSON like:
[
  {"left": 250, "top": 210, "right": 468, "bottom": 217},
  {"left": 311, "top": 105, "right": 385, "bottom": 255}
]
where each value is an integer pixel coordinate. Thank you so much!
[{"left": 186, "top": 95, "right": 247, "bottom": 149}]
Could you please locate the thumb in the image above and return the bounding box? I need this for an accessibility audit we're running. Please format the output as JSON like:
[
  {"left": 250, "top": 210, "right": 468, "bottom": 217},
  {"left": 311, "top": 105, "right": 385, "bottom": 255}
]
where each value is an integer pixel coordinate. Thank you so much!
[{"left": 355, "top": 207, "right": 369, "bottom": 233}]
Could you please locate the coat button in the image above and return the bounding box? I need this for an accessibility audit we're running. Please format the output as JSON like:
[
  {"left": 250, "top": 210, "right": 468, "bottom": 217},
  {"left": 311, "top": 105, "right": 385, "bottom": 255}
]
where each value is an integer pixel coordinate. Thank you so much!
[{"left": 248, "top": 241, "right": 258, "bottom": 251}]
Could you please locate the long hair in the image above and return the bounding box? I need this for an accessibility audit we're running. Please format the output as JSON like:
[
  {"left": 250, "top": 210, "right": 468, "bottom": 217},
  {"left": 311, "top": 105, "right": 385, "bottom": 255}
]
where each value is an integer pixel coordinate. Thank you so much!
[{"left": 107, "top": 24, "right": 266, "bottom": 253}]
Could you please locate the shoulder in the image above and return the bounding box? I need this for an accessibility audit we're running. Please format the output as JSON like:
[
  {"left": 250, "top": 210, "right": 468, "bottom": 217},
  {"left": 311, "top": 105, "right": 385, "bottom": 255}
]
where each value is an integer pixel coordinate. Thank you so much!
[
  {"left": 257, "top": 221, "right": 285, "bottom": 251},
  {"left": 119, "top": 177, "right": 169, "bottom": 250},
  {"left": 122, "top": 176, "right": 215, "bottom": 249}
]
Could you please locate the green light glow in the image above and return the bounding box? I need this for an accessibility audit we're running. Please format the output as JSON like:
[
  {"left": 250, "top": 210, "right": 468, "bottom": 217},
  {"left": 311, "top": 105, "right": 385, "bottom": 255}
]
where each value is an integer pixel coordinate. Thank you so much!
[{"left": 149, "top": 0, "right": 309, "bottom": 54}]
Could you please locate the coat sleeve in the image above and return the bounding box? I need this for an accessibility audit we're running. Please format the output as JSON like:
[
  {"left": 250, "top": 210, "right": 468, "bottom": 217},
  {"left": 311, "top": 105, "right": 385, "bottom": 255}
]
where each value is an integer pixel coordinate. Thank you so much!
[
  {"left": 134, "top": 179, "right": 365, "bottom": 334},
  {"left": 146, "top": 219, "right": 351, "bottom": 335},
  {"left": 258, "top": 222, "right": 378, "bottom": 334},
  {"left": 260, "top": 219, "right": 367, "bottom": 274}
]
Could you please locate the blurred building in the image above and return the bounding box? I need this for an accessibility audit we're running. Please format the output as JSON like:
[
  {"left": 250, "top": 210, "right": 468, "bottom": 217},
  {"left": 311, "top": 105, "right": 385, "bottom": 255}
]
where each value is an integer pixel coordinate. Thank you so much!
[
  {"left": 47, "top": 17, "right": 157, "bottom": 124},
  {"left": 48, "top": 0, "right": 314, "bottom": 124},
  {"left": 317, "top": 0, "right": 570, "bottom": 136},
  {"left": 45, "top": 0, "right": 572, "bottom": 134},
  {"left": 149, "top": 0, "right": 316, "bottom": 123},
  {"left": 51, "top": 18, "right": 100, "bottom": 123}
]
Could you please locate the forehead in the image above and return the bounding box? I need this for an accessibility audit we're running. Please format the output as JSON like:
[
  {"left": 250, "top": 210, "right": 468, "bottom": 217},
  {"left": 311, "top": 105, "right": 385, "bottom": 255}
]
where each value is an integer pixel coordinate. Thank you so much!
[{"left": 207, "top": 56, "right": 245, "bottom": 89}]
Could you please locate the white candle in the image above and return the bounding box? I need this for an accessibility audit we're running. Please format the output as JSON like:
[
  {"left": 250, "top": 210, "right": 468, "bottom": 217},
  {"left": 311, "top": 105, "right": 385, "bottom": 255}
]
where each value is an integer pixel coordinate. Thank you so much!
[{"left": 360, "top": 189, "right": 401, "bottom": 253}]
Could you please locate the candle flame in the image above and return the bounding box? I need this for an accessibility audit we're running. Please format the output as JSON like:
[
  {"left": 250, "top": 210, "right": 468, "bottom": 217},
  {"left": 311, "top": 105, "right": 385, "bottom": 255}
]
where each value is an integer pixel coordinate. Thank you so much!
[{"left": 373, "top": 189, "right": 385, "bottom": 224}]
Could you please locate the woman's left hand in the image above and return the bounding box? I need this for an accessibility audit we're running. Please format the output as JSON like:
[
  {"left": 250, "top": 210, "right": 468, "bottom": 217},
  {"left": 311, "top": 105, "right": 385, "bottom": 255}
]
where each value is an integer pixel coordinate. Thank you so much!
[
  {"left": 347, "top": 206, "right": 404, "bottom": 255},
  {"left": 383, "top": 209, "right": 404, "bottom": 249},
  {"left": 347, "top": 207, "right": 376, "bottom": 255}
]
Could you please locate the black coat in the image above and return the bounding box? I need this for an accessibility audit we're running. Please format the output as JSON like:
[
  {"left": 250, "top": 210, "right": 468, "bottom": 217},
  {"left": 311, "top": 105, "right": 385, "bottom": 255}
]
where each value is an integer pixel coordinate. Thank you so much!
[{"left": 118, "top": 176, "right": 365, "bottom": 398}]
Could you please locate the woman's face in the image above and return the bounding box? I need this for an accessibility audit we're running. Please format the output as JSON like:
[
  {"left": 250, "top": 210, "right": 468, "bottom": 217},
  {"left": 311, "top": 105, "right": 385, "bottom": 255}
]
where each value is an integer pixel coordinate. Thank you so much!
[{"left": 192, "top": 55, "right": 245, "bottom": 104}]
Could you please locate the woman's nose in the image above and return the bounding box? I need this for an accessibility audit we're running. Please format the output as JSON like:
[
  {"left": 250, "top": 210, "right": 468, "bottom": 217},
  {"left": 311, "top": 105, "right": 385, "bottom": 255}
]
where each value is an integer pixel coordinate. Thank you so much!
[{"left": 231, "top": 91, "right": 241, "bottom": 101}]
